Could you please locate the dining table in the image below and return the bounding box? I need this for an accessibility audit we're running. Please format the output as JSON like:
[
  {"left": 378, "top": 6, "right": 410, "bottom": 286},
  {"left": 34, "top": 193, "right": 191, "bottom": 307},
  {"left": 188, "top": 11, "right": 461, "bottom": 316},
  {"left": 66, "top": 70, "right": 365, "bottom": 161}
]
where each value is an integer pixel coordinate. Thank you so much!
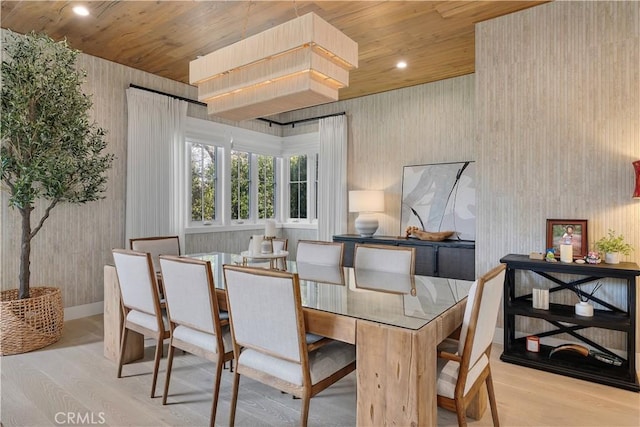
[{"left": 103, "top": 252, "right": 484, "bottom": 426}]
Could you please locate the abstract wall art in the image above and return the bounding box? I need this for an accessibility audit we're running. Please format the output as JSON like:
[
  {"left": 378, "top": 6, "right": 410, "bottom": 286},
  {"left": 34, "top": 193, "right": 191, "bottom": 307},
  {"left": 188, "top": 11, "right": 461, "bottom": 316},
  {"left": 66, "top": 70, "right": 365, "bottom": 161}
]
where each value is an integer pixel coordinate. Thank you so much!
[{"left": 400, "top": 161, "right": 476, "bottom": 241}]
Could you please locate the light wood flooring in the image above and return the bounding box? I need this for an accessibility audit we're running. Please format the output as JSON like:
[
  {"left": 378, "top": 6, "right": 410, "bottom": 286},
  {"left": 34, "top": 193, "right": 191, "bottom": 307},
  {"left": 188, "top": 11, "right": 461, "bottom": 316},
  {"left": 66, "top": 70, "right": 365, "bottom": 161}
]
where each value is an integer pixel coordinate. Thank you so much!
[{"left": 1, "top": 315, "right": 639, "bottom": 426}]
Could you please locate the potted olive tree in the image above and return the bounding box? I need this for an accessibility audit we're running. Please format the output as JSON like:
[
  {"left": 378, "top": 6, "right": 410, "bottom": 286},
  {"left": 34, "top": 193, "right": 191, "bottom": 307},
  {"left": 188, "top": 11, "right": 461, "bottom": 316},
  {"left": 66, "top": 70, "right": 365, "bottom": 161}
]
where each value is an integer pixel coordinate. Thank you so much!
[
  {"left": 594, "top": 229, "right": 634, "bottom": 264},
  {"left": 1, "top": 31, "right": 113, "bottom": 355}
]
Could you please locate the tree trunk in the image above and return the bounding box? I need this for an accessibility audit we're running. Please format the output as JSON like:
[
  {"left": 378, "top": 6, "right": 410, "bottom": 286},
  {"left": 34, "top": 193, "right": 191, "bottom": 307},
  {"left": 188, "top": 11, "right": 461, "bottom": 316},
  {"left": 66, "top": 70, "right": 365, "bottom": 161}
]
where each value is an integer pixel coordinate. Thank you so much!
[{"left": 19, "top": 206, "right": 32, "bottom": 299}]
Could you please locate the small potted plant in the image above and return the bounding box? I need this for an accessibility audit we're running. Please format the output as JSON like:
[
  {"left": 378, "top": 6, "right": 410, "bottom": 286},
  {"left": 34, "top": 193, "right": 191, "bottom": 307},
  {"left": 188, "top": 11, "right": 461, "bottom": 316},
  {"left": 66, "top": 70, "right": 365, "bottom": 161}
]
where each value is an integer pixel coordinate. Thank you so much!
[{"left": 594, "top": 229, "right": 634, "bottom": 264}]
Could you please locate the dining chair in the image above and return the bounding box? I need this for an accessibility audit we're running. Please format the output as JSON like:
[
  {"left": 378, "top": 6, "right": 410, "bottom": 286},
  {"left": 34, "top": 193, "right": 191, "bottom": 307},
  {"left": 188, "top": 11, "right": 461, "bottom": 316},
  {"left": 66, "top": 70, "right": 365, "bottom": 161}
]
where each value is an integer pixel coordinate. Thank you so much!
[
  {"left": 130, "top": 235, "right": 180, "bottom": 273},
  {"left": 158, "top": 255, "right": 234, "bottom": 426},
  {"left": 112, "top": 249, "right": 170, "bottom": 398},
  {"left": 296, "top": 240, "right": 344, "bottom": 266},
  {"left": 354, "top": 243, "right": 416, "bottom": 275},
  {"left": 436, "top": 263, "right": 506, "bottom": 427},
  {"left": 222, "top": 265, "right": 356, "bottom": 427}
]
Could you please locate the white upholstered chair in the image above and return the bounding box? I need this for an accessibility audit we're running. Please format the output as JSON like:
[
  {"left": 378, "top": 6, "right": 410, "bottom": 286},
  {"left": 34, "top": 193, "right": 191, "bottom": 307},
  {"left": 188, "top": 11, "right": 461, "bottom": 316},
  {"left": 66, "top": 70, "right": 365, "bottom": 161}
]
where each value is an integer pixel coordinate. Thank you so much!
[
  {"left": 112, "top": 249, "right": 170, "bottom": 398},
  {"left": 296, "top": 240, "right": 344, "bottom": 266},
  {"left": 222, "top": 265, "right": 356, "bottom": 427},
  {"left": 354, "top": 243, "right": 415, "bottom": 275},
  {"left": 130, "top": 235, "right": 180, "bottom": 272},
  {"left": 158, "top": 255, "right": 233, "bottom": 426},
  {"left": 436, "top": 264, "right": 506, "bottom": 427}
]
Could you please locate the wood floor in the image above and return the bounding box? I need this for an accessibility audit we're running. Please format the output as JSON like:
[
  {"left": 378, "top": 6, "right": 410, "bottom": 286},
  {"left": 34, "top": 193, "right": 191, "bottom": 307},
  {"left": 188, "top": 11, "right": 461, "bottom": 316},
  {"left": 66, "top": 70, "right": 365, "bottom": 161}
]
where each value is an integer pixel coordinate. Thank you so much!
[{"left": 1, "top": 314, "right": 639, "bottom": 426}]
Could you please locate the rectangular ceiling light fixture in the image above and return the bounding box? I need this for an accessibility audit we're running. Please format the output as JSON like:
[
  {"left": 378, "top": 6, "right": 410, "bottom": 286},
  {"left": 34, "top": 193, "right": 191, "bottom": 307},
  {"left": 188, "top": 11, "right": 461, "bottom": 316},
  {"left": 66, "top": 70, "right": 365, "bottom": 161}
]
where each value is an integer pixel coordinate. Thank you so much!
[{"left": 190, "top": 12, "right": 358, "bottom": 122}]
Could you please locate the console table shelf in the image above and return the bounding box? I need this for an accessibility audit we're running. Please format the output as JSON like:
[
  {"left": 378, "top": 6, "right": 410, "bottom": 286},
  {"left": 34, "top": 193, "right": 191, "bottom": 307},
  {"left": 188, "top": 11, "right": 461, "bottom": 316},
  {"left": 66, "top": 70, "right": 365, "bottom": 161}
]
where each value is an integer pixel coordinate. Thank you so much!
[
  {"left": 508, "top": 300, "right": 631, "bottom": 331},
  {"left": 502, "top": 339, "right": 634, "bottom": 389},
  {"left": 333, "top": 234, "right": 475, "bottom": 280},
  {"left": 500, "top": 253, "right": 640, "bottom": 392}
]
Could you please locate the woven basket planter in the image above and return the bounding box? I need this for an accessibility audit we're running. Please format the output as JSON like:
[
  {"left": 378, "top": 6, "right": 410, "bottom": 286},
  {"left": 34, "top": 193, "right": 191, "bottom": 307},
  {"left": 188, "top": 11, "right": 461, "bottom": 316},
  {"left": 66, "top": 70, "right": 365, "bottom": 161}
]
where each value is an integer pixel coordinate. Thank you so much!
[{"left": 0, "top": 287, "right": 64, "bottom": 356}]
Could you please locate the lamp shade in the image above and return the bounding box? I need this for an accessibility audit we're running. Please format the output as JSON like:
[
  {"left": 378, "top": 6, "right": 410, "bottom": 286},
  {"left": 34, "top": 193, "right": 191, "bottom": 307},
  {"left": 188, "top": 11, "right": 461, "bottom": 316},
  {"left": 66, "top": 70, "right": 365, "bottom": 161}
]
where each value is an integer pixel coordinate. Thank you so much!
[
  {"left": 633, "top": 160, "right": 640, "bottom": 199},
  {"left": 190, "top": 12, "right": 358, "bottom": 121},
  {"left": 349, "top": 190, "right": 384, "bottom": 213}
]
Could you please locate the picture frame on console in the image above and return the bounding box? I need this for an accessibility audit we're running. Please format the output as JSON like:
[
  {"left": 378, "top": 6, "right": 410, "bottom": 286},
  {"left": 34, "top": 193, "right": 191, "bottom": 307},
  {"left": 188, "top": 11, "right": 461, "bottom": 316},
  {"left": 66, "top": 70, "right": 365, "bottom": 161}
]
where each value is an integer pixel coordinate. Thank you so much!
[{"left": 546, "top": 219, "right": 588, "bottom": 259}]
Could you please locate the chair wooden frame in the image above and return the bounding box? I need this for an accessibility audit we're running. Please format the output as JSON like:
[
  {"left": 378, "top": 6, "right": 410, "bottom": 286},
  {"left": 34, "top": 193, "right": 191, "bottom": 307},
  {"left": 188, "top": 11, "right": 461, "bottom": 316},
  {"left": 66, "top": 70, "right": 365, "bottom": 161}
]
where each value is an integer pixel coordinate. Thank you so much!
[
  {"left": 112, "top": 249, "right": 170, "bottom": 398},
  {"left": 296, "top": 240, "right": 344, "bottom": 266},
  {"left": 159, "top": 255, "right": 234, "bottom": 427},
  {"left": 223, "top": 265, "right": 356, "bottom": 427},
  {"left": 436, "top": 264, "right": 506, "bottom": 427},
  {"left": 354, "top": 243, "right": 416, "bottom": 275}
]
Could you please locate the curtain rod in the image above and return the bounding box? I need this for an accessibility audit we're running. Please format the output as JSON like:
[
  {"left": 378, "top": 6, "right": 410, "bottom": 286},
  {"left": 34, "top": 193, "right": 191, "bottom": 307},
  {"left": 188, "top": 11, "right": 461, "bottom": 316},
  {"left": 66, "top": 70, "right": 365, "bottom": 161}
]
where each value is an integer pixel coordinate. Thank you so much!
[
  {"left": 128, "top": 84, "right": 345, "bottom": 127},
  {"left": 256, "top": 112, "right": 346, "bottom": 128}
]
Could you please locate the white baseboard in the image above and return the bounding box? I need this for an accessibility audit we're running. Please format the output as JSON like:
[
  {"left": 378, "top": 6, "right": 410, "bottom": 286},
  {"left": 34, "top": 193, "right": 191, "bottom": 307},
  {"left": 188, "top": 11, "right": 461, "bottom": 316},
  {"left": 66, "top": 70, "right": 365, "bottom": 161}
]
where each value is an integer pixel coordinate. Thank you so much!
[{"left": 64, "top": 301, "right": 103, "bottom": 321}]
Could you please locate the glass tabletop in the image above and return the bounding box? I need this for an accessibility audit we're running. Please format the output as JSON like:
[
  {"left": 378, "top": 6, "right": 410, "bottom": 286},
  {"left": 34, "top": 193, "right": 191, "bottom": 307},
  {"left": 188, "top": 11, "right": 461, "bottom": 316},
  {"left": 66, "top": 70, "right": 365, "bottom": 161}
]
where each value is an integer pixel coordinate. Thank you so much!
[{"left": 188, "top": 252, "right": 473, "bottom": 330}]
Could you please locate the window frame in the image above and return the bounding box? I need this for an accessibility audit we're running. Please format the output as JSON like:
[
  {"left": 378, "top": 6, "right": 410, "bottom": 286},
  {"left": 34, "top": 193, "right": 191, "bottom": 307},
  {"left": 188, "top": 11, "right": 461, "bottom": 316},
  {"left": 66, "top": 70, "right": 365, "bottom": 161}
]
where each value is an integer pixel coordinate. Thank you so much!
[{"left": 184, "top": 117, "right": 318, "bottom": 231}]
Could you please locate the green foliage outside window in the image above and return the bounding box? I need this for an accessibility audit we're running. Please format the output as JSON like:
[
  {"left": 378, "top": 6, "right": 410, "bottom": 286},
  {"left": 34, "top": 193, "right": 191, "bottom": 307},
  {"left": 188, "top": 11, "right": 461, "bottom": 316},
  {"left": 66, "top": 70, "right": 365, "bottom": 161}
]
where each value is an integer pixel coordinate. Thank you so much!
[
  {"left": 190, "top": 143, "right": 216, "bottom": 221},
  {"left": 290, "top": 155, "right": 307, "bottom": 219},
  {"left": 257, "top": 155, "right": 275, "bottom": 219},
  {"left": 231, "top": 150, "right": 250, "bottom": 220}
]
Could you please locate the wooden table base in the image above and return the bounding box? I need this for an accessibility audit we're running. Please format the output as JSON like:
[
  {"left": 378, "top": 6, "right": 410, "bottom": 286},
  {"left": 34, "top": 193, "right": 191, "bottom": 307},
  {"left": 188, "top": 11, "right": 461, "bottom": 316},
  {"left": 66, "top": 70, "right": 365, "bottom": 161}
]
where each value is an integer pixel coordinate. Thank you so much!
[{"left": 103, "top": 265, "right": 144, "bottom": 363}]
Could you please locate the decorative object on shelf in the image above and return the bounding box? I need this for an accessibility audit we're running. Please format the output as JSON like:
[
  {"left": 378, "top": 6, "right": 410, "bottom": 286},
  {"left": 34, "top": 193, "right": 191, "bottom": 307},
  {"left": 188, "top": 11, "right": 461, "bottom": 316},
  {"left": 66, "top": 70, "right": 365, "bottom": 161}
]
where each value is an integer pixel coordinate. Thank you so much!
[
  {"left": 594, "top": 229, "right": 634, "bottom": 264},
  {"left": 1, "top": 32, "right": 113, "bottom": 355},
  {"left": 585, "top": 251, "right": 601, "bottom": 264},
  {"left": 526, "top": 336, "right": 540, "bottom": 353},
  {"left": 349, "top": 190, "right": 385, "bottom": 237},
  {"left": 529, "top": 252, "right": 544, "bottom": 260},
  {"left": 404, "top": 226, "right": 454, "bottom": 241},
  {"left": 575, "top": 301, "right": 594, "bottom": 317},
  {"left": 400, "top": 161, "right": 476, "bottom": 241},
  {"left": 532, "top": 288, "right": 549, "bottom": 310},
  {"left": 264, "top": 219, "right": 277, "bottom": 239},
  {"left": 549, "top": 344, "right": 623, "bottom": 366},
  {"left": 189, "top": 12, "right": 358, "bottom": 121},
  {"left": 545, "top": 248, "right": 557, "bottom": 262},
  {"left": 560, "top": 233, "right": 573, "bottom": 263},
  {"left": 633, "top": 160, "right": 640, "bottom": 199},
  {"left": 546, "top": 219, "right": 588, "bottom": 260},
  {"left": 573, "top": 282, "right": 601, "bottom": 317},
  {"left": 250, "top": 235, "right": 264, "bottom": 255},
  {"left": 261, "top": 238, "right": 273, "bottom": 254}
]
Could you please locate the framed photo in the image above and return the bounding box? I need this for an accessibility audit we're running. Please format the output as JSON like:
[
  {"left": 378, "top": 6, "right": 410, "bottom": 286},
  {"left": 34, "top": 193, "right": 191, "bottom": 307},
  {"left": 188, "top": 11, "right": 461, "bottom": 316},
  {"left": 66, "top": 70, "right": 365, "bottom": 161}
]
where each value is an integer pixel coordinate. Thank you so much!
[{"left": 546, "top": 219, "right": 588, "bottom": 259}]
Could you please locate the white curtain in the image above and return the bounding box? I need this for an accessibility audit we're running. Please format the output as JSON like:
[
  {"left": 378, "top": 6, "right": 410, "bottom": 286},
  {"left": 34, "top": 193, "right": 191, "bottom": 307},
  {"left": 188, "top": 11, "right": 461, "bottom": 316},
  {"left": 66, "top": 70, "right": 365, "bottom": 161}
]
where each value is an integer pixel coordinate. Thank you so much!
[
  {"left": 125, "top": 88, "right": 188, "bottom": 252},
  {"left": 318, "top": 115, "right": 348, "bottom": 241}
]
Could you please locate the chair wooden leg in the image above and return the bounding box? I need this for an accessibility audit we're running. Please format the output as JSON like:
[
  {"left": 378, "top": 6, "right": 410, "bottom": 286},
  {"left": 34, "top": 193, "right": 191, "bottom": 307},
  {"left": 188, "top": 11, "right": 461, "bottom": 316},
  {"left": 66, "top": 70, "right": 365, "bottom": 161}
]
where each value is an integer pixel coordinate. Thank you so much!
[
  {"left": 486, "top": 370, "right": 500, "bottom": 427},
  {"left": 455, "top": 398, "right": 468, "bottom": 427},
  {"left": 300, "top": 393, "right": 311, "bottom": 427},
  {"left": 150, "top": 335, "right": 163, "bottom": 398},
  {"left": 229, "top": 371, "right": 240, "bottom": 427},
  {"left": 162, "top": 343, "right": 175, "bottom": 405},
  {"left": 117, "top": 326, "right": 129, "bottom": 378},
  {"left": 210, "top": 359, "right": 224, "bottom": 427}
]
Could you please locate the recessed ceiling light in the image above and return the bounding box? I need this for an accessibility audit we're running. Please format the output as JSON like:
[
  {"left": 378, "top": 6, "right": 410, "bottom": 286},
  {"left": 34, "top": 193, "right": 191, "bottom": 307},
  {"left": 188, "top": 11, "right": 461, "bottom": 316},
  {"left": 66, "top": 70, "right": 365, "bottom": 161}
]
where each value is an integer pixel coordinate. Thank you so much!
[
  {"left": 396, "top": 61, "right": 407, "bottom": 69},
  {"left": 73, "top": 5, "right": 90, "bottom": 16}
]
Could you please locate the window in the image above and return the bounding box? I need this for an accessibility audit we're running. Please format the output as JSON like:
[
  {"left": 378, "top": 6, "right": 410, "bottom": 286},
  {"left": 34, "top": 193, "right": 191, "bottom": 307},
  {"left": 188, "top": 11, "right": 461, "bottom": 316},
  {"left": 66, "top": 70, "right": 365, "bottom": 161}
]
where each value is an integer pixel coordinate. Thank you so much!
[
  {"left": 190, "top": 142, "right": 217, "bottom": 222},
  {"left": 184, "top": 116, "right": 318, "bottom": 228},
  {"left": 289, "top": 154, "right": 307, "bottom": 219},
  {"left": 257, "top": 154, "right": 276, "bottom": 219},
  {"left": 230, "top": 150, "right": 250, "bottom": 221}
]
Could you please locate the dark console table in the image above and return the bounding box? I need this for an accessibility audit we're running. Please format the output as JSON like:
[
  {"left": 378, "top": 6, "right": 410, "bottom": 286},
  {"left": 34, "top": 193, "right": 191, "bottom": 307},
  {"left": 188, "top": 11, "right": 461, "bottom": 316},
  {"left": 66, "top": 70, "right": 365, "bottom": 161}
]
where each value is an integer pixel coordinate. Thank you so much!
[
  {"left": 332, "top": 234, "right": 475, "bottom": 280},
  {"left": 500, "top": 253, "right": 640, "bottom": 391}
]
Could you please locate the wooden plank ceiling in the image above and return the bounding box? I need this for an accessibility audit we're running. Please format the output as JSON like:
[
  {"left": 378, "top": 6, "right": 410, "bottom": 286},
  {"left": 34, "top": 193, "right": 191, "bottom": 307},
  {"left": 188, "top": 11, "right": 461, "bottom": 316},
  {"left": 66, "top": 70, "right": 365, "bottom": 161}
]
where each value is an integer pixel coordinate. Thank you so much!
[{"left": 1, "top": 1, "right": 548, "bottom": 101}]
